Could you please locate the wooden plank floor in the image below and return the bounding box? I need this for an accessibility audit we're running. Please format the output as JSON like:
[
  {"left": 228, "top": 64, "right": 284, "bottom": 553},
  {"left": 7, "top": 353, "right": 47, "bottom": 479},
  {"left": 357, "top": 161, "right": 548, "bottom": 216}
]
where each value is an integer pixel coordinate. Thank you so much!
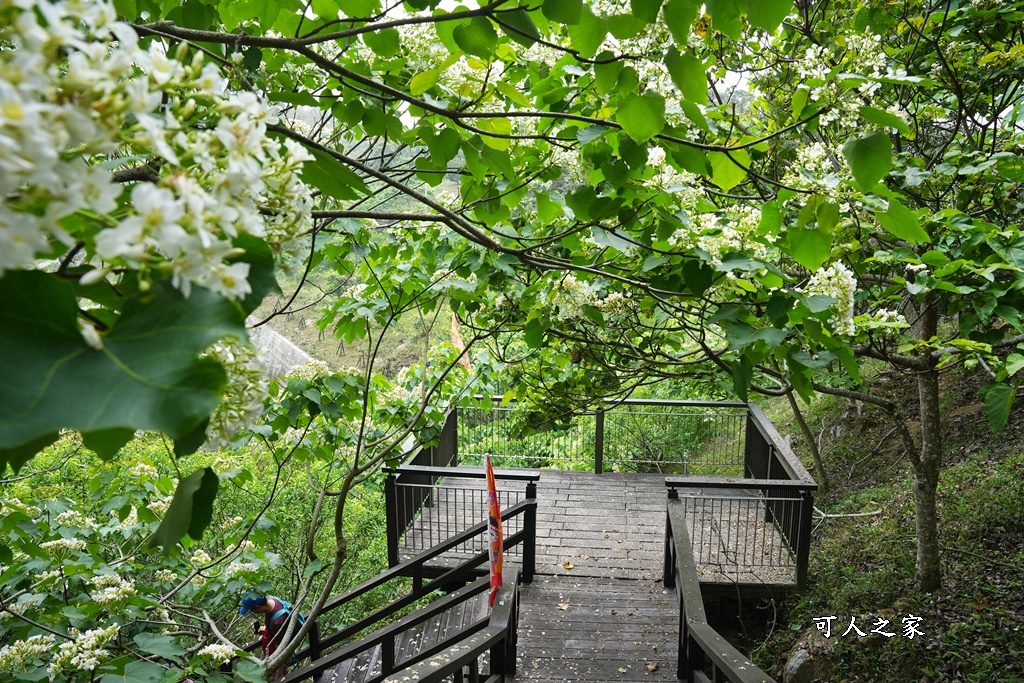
[{"left": 395, "top": 471, "right": 795, "bottom": 681}]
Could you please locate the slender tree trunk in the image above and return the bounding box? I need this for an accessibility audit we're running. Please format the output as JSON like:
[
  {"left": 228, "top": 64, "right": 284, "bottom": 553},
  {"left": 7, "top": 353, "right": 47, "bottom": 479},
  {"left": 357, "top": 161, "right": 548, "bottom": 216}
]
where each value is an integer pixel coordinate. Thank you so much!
[
  {"left": 785, "top": 388, "right": 828, "bottom": 493},
  {"left": 914, "top": 365, "right": 943, "bottom": 591},
  {"left": 913, "top": 295, "right": 943, "bottom": 592}
]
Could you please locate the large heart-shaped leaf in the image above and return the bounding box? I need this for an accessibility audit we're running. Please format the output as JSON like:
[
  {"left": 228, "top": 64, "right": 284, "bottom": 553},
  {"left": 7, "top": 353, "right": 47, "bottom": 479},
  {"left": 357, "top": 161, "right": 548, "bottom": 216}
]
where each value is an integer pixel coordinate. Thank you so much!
[
  {"left": 842, "top": 131, "right": 892, "bottom": 190},
  {"left": 615, "top": 91, "right": 666, "bottom": 144},
  {"left": 149, "top": 467, "right": 220, "bottom": 552},
  {"left": 0, "top": 271, "right": 245, "bottom": 471}
]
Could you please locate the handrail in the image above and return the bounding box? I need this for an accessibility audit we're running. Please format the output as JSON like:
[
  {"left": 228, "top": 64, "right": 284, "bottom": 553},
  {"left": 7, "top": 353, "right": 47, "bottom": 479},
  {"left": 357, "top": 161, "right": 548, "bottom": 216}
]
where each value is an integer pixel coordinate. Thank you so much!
[
  {"left": 386, "top": 464, "right": 541, "bottom": 481},
  {"left": 664, "top": 475, "right": 815, "bottom": 491},
  {"left": 468, "top": 395, "right": 748, "bottom": 409},
  {"left": 665, "top": 498, "right": 777, "bottom": 683},
  {"left": 305, "top": 499, "right": 532, "bottom": 657},
  {"left": 746, "top": 403, "right": 816, "bottom": 485},
  {"left": 380, "top": 568, "right": 521, "bottom": 683}
]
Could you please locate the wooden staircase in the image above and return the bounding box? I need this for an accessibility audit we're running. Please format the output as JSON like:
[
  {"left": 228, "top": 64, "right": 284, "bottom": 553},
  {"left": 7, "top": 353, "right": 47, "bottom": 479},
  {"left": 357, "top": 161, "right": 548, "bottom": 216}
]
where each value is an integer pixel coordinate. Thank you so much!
[{"left": 316, "top": 590, "right": 491, "bottom": 683}]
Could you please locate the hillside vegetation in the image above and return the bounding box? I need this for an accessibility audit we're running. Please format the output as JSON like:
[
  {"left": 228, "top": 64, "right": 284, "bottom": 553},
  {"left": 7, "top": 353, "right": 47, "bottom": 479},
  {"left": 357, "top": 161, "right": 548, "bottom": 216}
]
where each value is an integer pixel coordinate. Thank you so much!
[{"left": 753, "top": 367, "right": 1024, "bottom": 682}]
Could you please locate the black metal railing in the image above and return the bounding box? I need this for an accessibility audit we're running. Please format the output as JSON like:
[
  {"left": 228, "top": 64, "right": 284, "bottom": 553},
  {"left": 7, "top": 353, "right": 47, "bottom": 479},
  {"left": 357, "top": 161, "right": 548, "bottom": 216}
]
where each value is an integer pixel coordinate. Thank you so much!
[
  {"left": 385, "top": 465, "right": 538, "bottom": 583},
  {"left": 665, "top": 403, "right": 816, "bottom": 590},
  {"left": 281, "top": 513, "right": 526, "bottom": 683},
  {"left": 378, "top": 568, "right": 520, "bottom": 683},
  {"left": 664, "top": 497, "right": 778, "bottom": 683},
  {"left": 456, "top": 398, "right": 750, "bottom": 474}
]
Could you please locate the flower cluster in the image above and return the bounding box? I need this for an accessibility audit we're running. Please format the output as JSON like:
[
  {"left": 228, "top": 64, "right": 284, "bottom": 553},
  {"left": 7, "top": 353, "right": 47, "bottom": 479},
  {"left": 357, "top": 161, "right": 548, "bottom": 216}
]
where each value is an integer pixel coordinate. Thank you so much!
[
  {"left": 50, "top": 624, "right": 119, "bottom": 674},
  {"left": 289, "top": 359, "right": 331, "bottom": 382},
  {"left": 0, "top": 634, "right": 56, "bottom": 672},
  {"left": 1, "top": 498, "right": 41, "bottom": 518},
  {"left": 548, "top": 274, "right": 598, "bottom": 322},
  {"left": 154, "top": 569, "right": 178, "bottom": 583},
  {"left": 802, "top": 263, "right": 858, "bottom": 336},
  {"left": 89, "top": 573, "right": 136, "bottom": 606},
  {"left": 41, "top": 537, "right": 87, "bottom": 556},
  {"left": 202, "top": 338, "right": 269, "bottom": 448},
  {"left": 53, "top": 509, "right": 98, "bottom": 529},
  {"left": 595, "top": 291, "right": 633, "bottom": 316},
  {"left": 147, "top": 495, "right": 173, "bottom": 517},
  {"left": 670, "top": 206, "right": 768, "bottom": 266},
  {"left": 783, "top": 142, "right": 848, "bottom": 191},
  {"left": 128, "top": 462, "right": 159, "bottom": 479},
  {"left": 0, "top": 0, "right": 312, "bottom": 298},
  {"left": 190, "top": 549, "right": 213, "bottom": 566},
  {"left": 198, "top": 643, "right": 236, "bottom": 666}
]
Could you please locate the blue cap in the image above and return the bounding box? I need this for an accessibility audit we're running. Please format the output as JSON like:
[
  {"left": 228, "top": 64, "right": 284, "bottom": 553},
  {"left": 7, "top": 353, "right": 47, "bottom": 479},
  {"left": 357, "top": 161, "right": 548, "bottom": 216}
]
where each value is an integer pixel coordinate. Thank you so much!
[{"left": 239, "top": 591, "right": 264, "bottom": 615}]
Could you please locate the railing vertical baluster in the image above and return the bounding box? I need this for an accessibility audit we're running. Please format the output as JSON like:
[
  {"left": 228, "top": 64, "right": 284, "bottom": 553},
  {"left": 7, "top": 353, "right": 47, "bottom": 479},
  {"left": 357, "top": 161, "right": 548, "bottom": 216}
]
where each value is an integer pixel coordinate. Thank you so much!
[
  {"left": 382, "top": 633, "right": 395, "bottom": 675},
  {"left": 797, "top": 490, "right": 812, "bottom": 589},
  {"left": 594, "top": 407, "right": 604, "bottom": 474},
  {"left": 385, "top": 473, "right": 399, "bottom": 568},
  {"left": 524, "top": 480, "right": 536, "bottom": 582}
]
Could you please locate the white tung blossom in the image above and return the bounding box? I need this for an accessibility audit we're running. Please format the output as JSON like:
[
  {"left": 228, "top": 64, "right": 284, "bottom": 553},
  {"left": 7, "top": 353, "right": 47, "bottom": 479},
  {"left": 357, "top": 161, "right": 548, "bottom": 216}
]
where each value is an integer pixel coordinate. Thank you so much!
[
  {"left": 548, "top": 274, "right": 598, "bottom": 322},
  {"left": 49, "top": 625, "right": 119, "bottom": 674},
  {"left": 0, "top": 635, "right": 56, "bottom": 672},
  {"left": 201, "top": 338, "right": 268, "bottom": 448},
  {"left": 198, "top": 643, "right": 236, "bottom": 666},
  {"left": 89, "top": 574, "right": 136, "bottom": 606},
  {"left": 802, "top": 263, "right": 857, "bottom": 336},
  {"left": 0, "top": 0, "right": 313, "bottom": 300}
]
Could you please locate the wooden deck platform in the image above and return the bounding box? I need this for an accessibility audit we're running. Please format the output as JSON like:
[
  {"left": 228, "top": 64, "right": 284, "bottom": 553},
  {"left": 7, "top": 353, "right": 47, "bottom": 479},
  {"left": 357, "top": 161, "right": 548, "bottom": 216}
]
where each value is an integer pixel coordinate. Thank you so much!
[
  {"left": 391, "top": 470, "right": 796, "bottom": 681},
  {"left": 397, "top": 471, "right": 795, "bottom": 586}
]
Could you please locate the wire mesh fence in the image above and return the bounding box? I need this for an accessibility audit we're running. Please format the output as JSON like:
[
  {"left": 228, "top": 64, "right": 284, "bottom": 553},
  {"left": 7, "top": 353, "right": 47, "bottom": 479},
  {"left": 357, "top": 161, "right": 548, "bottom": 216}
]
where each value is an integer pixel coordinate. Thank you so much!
[
  {"left": 390, "top": 475, "right": 530, "bottom": 562},
  {"left": 456, "top": 400, "right": 747, "bottom": 474},
  {"left": 672, "top": 489, "right": 805, "bottom": 585}
]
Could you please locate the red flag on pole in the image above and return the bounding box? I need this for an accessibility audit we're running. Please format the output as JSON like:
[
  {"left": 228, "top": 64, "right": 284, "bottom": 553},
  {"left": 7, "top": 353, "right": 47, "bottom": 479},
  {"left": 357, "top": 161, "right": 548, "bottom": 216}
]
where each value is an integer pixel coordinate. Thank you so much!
[
  {"left": 451, "top": 312, "right": 471, "bottom": 370},
  {"left": 486, "top": 455, "right": 504, "bottom": 607}
]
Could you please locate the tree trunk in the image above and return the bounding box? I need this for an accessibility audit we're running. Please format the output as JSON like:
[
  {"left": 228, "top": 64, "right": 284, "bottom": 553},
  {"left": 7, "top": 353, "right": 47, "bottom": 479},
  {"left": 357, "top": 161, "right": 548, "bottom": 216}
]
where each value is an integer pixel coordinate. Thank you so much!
[
  {"left": 913, "top": 294, "right": 942, "bottom": 592},
  {"left": 914, "top": 366, "right": 942, "bottom": 591}
]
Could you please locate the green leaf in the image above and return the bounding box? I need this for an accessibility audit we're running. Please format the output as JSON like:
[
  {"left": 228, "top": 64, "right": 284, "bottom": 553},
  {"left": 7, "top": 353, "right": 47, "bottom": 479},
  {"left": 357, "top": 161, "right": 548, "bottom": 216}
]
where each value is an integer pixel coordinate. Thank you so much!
[
  {"left": 709, "top": 150, "right": 750, "bottom": 192},
  {"left": 524, "top": 319, "right": 545, "bottom": 348},
  {"left": 663, "top": 0, "right": 701, "bottom": 43},
  {"left": 235, "top": 660, "right": 266, "bottom": 683},
  {"left": 876, "top": 199, "right": 929, "bottom": 244},
  {"left": 631, "top": 0, "right": 663, "bottom": 23},
  {"left": 982, "top": 382, "right": 1016, "bottom": 432},
  {"left": 842, "top": 131, "right": 892, "bottom": 190},
  {"left": 732, "top": 356, "right": 753, "bottom": 401},
  {"left": 665, "top": 48, "right": 708, "bottom": 106},
  {"left": 82, "top": 429, "right": 136, "bottom": 460},
  {"left": 309, "top": 0, "right": 338, "bottom": 22},
  {"left": 453, "top": 16, "right": 498, "bottom": 58},
  {"left": 338, "top": 0, "right": 381, "bottom": 16},
  {"left": 499, "top": 9, "right": 540, "bottom": 47},
  {"left": 543, "top": 0, "right": 582, "bottom": 24},
  {"left": 301, "top": 148, "right": 369, "bottom": 200},
  {"left": 1006, "top": 354, "right": 1024, "bottom": 377},
  {"left": 666, "top": 143, "right": 711, "bottom": 176},
  {"left": 409, "top": 69, "right": 439, "bottom": 95},
  {"left": 221, "top": 0, "right": 280, "bottom": 31},
  {"left": 536, "top": 192, "right": 563, "bottom": 223},
  {"left": 0, "top": 272, "right": 243, "bottom": 466},
  {"left": 567, "top": 6, "right": 607, "bottom": 59},
  {"left": 423, "top": 128, "right": 462, "bottom": 164},
  {"left": 363, "top": 27, "right": 400, "bottom": 57},
  {"left": 476, "top": 117, "right": 513, "bottom": 151},
  {"left": 681, "top": 260, "right": 714, "bottom": 295},
  {"left": 858, "top": 106, "right": 912, "bottom": 137},
  {"left": 594, "top": 54, "right": 623, "bottom": 95},
  {"left": 615, "top": 91, "right": 666, "bottom": 144},
  {"left": 608, "top": 13, "right": 648, "bottom": 39},
  {"left": 99, "top": 661, "right": 166, "bottom": 683},
  {"left": 791, "top": 87, "right": 809, "bottom": 119},
  {"left": 133, "top": 633, "right": 187, "bottom": 661},
  {"left": 112, "top": 0, "right": 137, "bottom": 20},
  {"left": 745, "top": 0, "right": 792, "bottom": 32},
  {"left": 707, "top": 0, "right": 743, "bottom": 39},
  {"left": 787, "top": 225, "right": 833, "bottom": 271},
  {"left": 149, "top": 467, "right": 220, "bottom": 552}
]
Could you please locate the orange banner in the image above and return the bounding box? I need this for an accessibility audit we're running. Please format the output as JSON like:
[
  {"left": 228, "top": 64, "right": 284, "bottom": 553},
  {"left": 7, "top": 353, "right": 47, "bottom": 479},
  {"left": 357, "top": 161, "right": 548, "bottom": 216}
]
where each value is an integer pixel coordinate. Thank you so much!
[
  {"left": 451, "top": 312, "right": 471, "bottom": 370},
  {"left": 486, "top": 455, "right": 503, "bottom": 607}
]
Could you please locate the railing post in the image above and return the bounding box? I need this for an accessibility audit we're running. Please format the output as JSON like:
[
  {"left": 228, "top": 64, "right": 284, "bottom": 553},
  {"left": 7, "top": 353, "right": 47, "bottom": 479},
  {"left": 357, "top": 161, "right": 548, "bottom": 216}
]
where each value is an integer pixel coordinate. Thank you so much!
[
  {"left": 523, "top": 481, "right": 537, "bottom": 583},
  {"left": 796, "top": 489, "right": 813, "bottom": 589},
  {"left": 594, "top": 408, "right": 605, "bottom": 474},
  {"left": 382, "top": 632, "right": 395, "bottom": 675},
  {"left": 385, "top": 473, "right": 399, "bottom": 568},
  {"left": 664, "top": 489, "right": 677, "bottom": 588}
]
